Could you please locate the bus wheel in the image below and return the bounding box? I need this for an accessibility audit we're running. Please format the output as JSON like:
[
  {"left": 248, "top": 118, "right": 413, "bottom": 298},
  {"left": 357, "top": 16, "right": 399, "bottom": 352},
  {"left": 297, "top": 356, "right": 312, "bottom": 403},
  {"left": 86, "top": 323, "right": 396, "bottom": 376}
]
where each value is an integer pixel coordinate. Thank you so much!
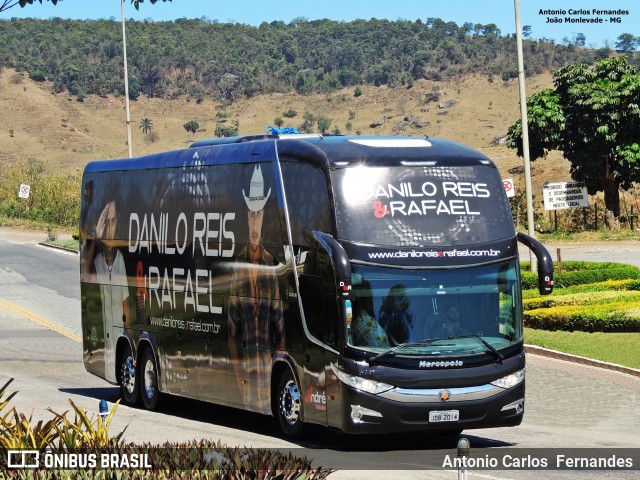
[
  {"left": 141, "top": 347, "right": 161, "bottom": 410},
  {"left": 276, "top": 369, "right": 304, "bottom": 438},
  {"left": 119, "top": 343, "right": 139, "bottom": 405}
]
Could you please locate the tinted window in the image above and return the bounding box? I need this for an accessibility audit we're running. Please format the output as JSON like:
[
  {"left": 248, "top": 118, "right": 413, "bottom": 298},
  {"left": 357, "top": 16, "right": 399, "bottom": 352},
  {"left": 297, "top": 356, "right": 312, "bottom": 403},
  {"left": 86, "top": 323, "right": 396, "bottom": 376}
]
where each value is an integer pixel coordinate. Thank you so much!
[
  {"left": 281, "top": 161, "right": 332, "bottom": 245},
  {"left": 333, "top": 166, "right": 514, "bottom": 246}
]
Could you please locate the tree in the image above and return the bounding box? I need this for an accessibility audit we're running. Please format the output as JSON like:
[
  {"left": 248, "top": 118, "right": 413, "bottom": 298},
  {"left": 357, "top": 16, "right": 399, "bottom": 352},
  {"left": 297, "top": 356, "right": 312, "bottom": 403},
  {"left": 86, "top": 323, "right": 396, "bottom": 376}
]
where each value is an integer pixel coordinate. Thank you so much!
[
  {"left": 183, "top": 120, "right": 199, "bottom": 136},
  {"left": 316, "top": 116, "right": 332, "bottom": 134},
  {"left": 0, "top": 0, "right": 170, "bottom": 13},
  {"left": 139, "top": 117, "right": 153, "bottom": 135},
  {"left": 0, "top": 0, "right": 59, "bottom": 13},
  {"left": 522, "top": 25, "right": 532, "bottom": 39},
  {"left": 299, "top": 112, "right": 315, "bottom": 133},
  {"left": 615, "top": 33, "right": 637, "bottom": 53},
  {"left": 214, "top": 124, "right": 237, "bottom": 138},
  {"left": 132, "top": 0, "right": 171, "bottom": 9},
  {"left": 507, "top": 57, "right": 640, "bottom": 223}
]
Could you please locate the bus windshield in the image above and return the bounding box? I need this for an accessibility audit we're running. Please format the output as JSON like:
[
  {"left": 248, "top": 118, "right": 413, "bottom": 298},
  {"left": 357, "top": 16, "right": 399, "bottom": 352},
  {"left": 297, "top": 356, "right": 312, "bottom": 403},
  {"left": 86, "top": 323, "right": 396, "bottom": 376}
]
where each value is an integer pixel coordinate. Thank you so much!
[{"left": 347, "top": 259, "right": 522, "bottom": 356}]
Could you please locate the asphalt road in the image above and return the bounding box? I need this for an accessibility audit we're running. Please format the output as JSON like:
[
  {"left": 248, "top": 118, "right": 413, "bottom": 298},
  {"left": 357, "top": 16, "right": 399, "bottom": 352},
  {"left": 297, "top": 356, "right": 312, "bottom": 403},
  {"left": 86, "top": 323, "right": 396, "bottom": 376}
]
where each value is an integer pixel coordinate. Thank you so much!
[{"left": 1, "top": 229, "right": 639, "bottom": 479}]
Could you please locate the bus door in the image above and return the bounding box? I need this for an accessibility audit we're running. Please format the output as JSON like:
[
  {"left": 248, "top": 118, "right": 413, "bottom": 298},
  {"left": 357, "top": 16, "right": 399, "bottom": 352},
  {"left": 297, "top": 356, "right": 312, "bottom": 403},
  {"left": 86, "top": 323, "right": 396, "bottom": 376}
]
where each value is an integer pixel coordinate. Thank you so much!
[{"left": 296, "top": 246, "right": 343, "bottom": 425}]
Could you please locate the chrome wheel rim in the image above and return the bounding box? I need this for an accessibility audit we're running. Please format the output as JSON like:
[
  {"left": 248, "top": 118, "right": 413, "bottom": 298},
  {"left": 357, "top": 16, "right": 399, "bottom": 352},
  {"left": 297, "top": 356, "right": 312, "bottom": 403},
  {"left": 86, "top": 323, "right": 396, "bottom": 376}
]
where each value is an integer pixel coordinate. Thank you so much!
[
  {"left": 280, "top": 379, "right": 300, "bottom": 425},
  {"left": 122, "top": 355, "right": 135, "bottom": 394},
  {"left": 144, "top": 358, "right": 156, "bottom": 399}
]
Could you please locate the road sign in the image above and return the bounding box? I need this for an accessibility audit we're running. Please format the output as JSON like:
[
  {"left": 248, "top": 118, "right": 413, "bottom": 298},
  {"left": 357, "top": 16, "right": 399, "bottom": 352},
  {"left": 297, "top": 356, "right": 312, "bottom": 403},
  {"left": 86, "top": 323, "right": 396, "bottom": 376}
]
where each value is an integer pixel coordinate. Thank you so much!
[
  {"left": 543, "top": 181, "right": 588, "bottom": 210},
  {"left": 502, "top": 178, "right": 515, "bottom": 198},
  {"left": 18, "top": 184, "right": 30, "bottom": 199}
]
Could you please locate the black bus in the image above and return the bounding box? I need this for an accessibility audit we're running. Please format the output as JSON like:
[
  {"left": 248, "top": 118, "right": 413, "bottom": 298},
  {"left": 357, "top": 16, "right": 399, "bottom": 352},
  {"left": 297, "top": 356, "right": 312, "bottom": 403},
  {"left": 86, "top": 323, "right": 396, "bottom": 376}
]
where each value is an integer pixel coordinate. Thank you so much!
[{"left": 79, "top": 134, "right": 553, "bottom": 437}]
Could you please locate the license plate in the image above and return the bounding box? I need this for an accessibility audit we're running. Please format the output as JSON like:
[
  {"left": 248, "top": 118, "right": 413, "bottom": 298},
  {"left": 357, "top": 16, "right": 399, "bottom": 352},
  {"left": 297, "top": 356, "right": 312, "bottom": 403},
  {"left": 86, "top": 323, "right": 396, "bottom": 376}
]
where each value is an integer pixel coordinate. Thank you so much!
[{"left": 429, "top": 410, "right": 459, "bottom": 422}]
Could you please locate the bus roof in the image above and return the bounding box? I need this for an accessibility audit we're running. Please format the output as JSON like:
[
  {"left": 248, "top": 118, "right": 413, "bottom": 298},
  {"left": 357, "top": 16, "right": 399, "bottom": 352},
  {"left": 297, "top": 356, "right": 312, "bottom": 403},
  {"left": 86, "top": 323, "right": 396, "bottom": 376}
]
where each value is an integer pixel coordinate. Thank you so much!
[{"left": 83, "top": 135, "right": 496, "bottom": 173}]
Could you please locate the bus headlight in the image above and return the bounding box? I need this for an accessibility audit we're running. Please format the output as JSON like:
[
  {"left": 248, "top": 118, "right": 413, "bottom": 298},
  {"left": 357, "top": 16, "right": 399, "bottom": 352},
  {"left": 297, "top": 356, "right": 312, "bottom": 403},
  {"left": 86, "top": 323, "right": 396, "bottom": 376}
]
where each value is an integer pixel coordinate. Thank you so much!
[
  {"left": 490, "top": 368, "right": 525, "bottom": 389},
  {"left": 331, "top": 365, "right": 394, "bottom": 394}
]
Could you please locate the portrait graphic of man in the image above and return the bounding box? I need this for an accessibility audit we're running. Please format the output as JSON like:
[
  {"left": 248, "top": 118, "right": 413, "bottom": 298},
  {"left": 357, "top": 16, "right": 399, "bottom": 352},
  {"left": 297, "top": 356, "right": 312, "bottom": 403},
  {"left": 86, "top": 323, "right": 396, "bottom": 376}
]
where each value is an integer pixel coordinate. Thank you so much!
[
  {"left": 85, "top": 197, "right": 130, "bottom": 383},
  {"left": 228, "top": 164, "right": 284, "bottom": 414}
]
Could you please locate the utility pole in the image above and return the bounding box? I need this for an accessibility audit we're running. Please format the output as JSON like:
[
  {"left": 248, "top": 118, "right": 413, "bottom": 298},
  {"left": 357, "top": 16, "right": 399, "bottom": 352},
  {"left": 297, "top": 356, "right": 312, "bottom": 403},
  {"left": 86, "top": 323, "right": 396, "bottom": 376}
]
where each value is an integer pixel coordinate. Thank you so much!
[
  {"left": 121, "top": 0, "right": 133, "bottom": 158},
  {"left": 514, "top": 0, "right": 536, "bottom": 271}
]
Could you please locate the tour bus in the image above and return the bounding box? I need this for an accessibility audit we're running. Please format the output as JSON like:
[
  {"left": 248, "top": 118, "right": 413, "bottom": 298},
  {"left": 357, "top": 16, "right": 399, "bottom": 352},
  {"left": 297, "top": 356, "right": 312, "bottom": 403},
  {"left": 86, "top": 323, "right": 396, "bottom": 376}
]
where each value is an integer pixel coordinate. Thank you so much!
[{"left": 79, "top": 134, "right": 553, "bottom": 437}]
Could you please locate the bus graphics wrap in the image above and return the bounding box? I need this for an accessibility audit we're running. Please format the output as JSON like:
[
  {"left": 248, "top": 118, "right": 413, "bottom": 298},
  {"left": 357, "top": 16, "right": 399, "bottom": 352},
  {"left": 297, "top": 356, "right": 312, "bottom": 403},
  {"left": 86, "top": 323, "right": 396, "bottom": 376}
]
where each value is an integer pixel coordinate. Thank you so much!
[{"left": 80, "top": 135, "right": 553, "bottom": 436}]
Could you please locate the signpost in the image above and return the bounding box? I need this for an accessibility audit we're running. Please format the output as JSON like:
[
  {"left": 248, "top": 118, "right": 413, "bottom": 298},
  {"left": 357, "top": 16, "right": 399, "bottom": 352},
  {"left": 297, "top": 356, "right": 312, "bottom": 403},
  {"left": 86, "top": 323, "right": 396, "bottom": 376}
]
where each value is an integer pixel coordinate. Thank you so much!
[
  {"left": 18, "top": 184, "right": 31, "bottom": 199},
  {"left": 503, "top": 178, "right": 515, "bottom": 198},
  {"left": 543, "top": 182, "right": 588, "bottom": 210}
]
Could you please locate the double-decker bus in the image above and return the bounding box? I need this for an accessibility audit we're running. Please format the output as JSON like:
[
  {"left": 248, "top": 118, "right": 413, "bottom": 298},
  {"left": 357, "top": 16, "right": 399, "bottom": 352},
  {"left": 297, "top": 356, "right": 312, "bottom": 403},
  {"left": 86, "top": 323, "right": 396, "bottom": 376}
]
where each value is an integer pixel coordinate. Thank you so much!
[{"left": 79, "top": 134, "right": 553, "bottom": 437}]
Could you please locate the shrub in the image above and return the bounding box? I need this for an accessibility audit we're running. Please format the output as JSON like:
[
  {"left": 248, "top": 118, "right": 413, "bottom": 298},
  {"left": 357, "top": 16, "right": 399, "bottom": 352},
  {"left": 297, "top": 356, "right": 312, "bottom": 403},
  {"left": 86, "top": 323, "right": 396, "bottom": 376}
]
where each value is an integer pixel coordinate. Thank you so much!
[
  {"left": 214, "top": 124, "right": 238, "bottom": 138},
  {"left": 524, "top": 303, "right": 640, "bottom": 332},
  {"left": 521, "top": 262, "right": 640, "bottom": 290},
  {"left": 47, "top": 227, "right": 58, "bottom": 242},
  {"left": 0, "top": 379, "right": 333, "bottom": 479},
  {"left": 29, "top": 70, "right": 47, "bottom": 82},
  {"left": 522, "top": 279, "right": 635, "bottom": 299},
  {"left": 522, "top": 262, "right": 640, "bottom": 332},
  {"left": 0, "top": 378, "right": 125, "bottom": 451},
  {"left": 183, "top": 120, "right": 200, "bottom": 135},
  {"left": 0, "top": 159, "right": 81, "bottom": 228},
  {"left": 524, "top": 290, "right": 640, "bottom": 310},
  {"left": 627, "top": 280, "right": 640, "bottom": 290}
]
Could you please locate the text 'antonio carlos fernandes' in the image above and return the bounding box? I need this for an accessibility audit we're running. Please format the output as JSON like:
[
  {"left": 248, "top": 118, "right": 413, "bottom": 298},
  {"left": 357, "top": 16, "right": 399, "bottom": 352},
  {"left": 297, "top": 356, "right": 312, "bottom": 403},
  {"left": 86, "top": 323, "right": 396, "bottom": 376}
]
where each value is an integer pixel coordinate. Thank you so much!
[{"left": 442, "top": 454, "right": 635, "bottom": 470}]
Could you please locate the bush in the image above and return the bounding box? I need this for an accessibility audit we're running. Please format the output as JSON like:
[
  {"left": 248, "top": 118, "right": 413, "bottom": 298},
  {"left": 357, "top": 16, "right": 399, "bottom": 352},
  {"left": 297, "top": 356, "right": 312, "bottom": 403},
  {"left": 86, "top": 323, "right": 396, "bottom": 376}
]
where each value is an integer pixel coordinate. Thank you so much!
[
  {"left": 214, "top": 124, "right": 238, "bottom": 138},
  {"left": 524, "top": 290, "right": 640, "bottom": 310},
  {"left": 0, "top": 159, "right": 81, "bottom": 228},
  {"left": 522, "top": 262, "right": 640, "bottom": 332},
  {"left": 521, "top": 262, "right": 640, "bottom": 290},
  {"left": 524, "top": 303, "right": 640, "bottom": 333},
  {"left": 522, "top": 279, "right": 634, "bottom": 299},
  {"left": 0, "top": 378, "right": 333, "bottom": 479}
]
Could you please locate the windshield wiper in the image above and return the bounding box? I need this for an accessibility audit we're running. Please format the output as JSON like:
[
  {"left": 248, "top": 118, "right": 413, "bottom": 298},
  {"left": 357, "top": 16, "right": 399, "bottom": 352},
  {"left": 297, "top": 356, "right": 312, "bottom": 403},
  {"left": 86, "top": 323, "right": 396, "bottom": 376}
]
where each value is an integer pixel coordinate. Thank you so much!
[
  {"left": 367, "top": 336, "right": 504, "bottom": 366},
  {"left": 367, "top": 341, "right": 435, "bottom": 366},
  {"left": 444, "top": 335, "right": 504, "bottom": 364}
]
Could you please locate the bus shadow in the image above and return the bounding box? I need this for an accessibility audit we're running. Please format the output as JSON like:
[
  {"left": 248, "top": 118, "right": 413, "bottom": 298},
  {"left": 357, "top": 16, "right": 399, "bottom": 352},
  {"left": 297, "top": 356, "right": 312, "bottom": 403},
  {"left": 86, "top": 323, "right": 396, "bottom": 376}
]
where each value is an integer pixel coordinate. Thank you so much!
[
  {"left": 60, "top": 387, "right": 121, "bottom": 403},
  {"left": 297, "top": 425, "right": 513, "bottom": 451},
  {"left": 60, "top": 387, "right": 283, "bottom": 438},
  {"left": 60, "top": 387, "right": 513, "bottom": 453}
]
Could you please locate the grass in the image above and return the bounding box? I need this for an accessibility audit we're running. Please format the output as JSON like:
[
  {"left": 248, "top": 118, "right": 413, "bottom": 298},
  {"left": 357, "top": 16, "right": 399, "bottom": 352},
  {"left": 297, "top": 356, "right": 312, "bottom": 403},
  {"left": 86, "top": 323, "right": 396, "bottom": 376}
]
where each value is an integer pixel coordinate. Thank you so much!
[
  {"left": 537, "top": 230, "right": 640, "bottom": 242},
  {"left": 46, "top": 238, "right": 79, "bottom": 251},
  {"left": 524, "top": 328, "right": 640, "bottom": 369}
]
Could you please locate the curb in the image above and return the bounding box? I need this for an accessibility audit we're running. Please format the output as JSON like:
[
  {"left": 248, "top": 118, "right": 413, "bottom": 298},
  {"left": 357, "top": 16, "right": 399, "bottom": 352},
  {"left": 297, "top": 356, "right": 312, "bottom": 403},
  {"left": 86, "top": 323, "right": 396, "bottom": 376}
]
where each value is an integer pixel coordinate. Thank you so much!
[
  {"left": 37, "top": 242, "right": 78, "bottom": 254},
  {"left": 524, "top": 344, "right": 640, "bottom": 378}
]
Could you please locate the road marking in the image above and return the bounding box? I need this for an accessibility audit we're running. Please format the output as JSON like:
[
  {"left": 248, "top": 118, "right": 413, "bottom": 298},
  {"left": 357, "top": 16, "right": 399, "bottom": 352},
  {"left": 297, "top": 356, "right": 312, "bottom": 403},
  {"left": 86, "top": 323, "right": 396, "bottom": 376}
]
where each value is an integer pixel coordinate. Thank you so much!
[{"left": 0, "top": 299, "right": 81, "bottom": 343}]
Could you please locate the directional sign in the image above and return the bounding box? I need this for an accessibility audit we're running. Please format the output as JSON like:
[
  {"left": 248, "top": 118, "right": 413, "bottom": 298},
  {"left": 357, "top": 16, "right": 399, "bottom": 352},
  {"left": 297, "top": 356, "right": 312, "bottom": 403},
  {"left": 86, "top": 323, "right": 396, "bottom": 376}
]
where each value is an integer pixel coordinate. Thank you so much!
[
  {"left": 543, "top": 181, "right": 588, "bottom": 210},
  {"left": 18, "top": 184, "right": 30, "bottom": 199},
  {"left": 502, "top": 178, "right": 515, "bottom": 198}
]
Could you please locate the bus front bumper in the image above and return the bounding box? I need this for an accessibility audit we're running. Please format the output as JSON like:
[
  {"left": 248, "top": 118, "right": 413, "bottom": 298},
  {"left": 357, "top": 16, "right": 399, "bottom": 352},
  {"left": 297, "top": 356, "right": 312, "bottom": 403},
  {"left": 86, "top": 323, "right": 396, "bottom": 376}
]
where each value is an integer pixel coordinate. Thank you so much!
[{"left": 333, "top": 381, "right": 525, "bottom": 434}]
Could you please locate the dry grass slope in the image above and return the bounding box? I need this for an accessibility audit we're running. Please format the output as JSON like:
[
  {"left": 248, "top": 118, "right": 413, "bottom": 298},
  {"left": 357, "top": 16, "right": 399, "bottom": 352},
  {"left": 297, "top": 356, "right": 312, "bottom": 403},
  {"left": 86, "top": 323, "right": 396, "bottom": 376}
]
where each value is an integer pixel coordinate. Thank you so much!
[{"left": 0, "top": 68, "right": 570, "bottom": 195}]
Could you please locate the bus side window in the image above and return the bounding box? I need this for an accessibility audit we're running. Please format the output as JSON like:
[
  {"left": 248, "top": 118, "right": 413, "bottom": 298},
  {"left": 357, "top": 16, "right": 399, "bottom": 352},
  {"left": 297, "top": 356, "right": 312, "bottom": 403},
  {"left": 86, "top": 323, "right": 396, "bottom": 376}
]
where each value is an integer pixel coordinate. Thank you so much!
[
  {"left": 297, "top": 248, "right": 339, "bottom": 349},
  {"left": 280, "top": 161, "right": 332, "bottom": 246}
]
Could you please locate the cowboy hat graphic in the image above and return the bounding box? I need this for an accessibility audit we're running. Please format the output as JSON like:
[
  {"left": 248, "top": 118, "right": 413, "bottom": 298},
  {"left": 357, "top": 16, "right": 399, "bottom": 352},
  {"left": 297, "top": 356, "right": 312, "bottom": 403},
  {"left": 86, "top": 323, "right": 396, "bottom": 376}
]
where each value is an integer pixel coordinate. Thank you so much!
[{"left": 243, "top": 165, "right": 271, "bottom": 212}]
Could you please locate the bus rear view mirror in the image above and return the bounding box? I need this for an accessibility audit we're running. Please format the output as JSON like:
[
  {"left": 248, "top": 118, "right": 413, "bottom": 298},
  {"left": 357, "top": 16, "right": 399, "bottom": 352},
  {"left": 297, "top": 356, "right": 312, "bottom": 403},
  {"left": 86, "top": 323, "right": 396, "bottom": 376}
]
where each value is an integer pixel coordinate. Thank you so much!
[
  {"left": 517, "top": 232, "right": 554, "bottom": 295},
  {"left": 304, "top": 228, "right": 352, "bottom": 299}
]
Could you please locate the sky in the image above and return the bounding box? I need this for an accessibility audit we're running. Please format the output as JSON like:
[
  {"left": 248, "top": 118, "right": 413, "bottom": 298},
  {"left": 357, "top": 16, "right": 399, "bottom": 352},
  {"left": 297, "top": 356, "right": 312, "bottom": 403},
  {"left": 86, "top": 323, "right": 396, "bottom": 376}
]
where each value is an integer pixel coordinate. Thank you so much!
[{"left": 2, "top": 0, "right": 638, "bottom": 49}]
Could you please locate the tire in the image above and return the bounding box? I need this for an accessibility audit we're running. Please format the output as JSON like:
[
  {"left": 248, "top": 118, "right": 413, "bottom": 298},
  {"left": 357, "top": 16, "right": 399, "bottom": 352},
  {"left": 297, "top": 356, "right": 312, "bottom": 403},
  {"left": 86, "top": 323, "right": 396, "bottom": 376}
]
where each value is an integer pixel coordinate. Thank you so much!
[
  {"left": 276, "top": 369, "right": 304, "bottom": 438},
  {"left": 140, "top": 347, "right": 161, "bottom": 410},
  {"left": 119, "top": 343, "right": 139, "bottom": 406}
]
